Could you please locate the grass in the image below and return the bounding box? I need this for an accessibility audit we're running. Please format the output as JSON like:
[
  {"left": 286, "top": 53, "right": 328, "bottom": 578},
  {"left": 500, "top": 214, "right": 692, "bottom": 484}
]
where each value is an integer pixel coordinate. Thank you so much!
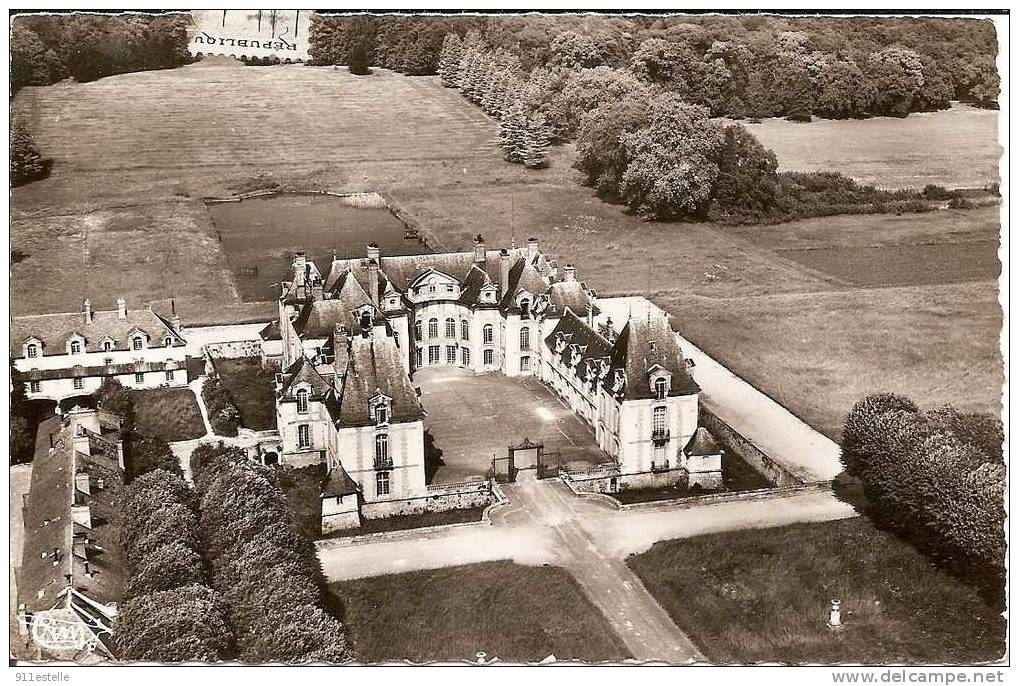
[
  {"left": 131, "top": 387, "right": 206, "bottom": 441},
  {"left": 212, "top": 356, "right": 277, "bottom": 430},
  {"left": 742, "top": 103, "right": 999, "bottom": 190},
  {"left": 278, "top": 463, "right": 324, "bottom": 540},
  {"left": 612, "top": 452, "right": 774, "bottom": 505},
  {"left": 331, "top": 561, "right": 630, "bottom": 663},
  {"left": 627, "top": 518, "right": 1006, "bottom": 664},
  {"left": 326, "top": 506, "right": 487, "bottom": 539},
  {"left": 11, "top": 61, "right": 1001, "bottom": 445}
]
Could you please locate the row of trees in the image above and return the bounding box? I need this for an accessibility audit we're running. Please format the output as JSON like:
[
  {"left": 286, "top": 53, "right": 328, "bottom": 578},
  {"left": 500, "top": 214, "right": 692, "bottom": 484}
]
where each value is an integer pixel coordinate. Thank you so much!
[
  {"left": 11, "top": 13, "right": 193, "bottom": 92},
  {"left": 191, "top": 443, "right": 349, "bottom": 662},
  {"left": 841, "top": 394, "right": 1005, "bottom": 604},
  {"left": 115, "top": 467, "right": 234, "bottom": 661},
  {"left": 308, "top": 15, "right": 999, "bottom": 115}
]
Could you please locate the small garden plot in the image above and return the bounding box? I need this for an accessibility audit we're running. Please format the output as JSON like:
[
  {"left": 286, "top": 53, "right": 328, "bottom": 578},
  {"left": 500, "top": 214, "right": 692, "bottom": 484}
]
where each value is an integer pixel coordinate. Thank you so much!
[
  {"left": 627, "top": 518, "right": 1005, "bottom": 664},
  {"left": 213, "top": 356, "right": 277, "bottom": 430},
  {"left": 332, "top": 561, "right": 630, "bottom": 663},
  {"left": 131, "top": 387, "right": 205, "bottom": 441}
]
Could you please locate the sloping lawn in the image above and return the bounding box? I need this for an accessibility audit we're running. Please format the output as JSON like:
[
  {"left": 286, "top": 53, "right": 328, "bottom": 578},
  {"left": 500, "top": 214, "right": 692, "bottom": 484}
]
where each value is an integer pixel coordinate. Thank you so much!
[
  {"left": 627, "top": 518, "right": 1005, "bottom": 664},
  {"left": 132, "top": 387, "right": 206, "bottom": 441},
  {"left": 332, "top": 561, "right": 630, "bottom": 663},
  {"left": 213, "top": 356, "right": 277, "bottom": 430}
]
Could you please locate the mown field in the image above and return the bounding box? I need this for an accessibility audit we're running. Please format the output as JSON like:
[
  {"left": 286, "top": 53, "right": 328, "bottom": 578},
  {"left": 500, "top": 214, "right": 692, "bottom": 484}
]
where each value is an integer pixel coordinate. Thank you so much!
[
  {"left": 628, "top": 518, "right": 1006, "bottom": 664},
  {"left": 10, "top": 58, "right": 1002, "bottom": 441},
  {"left": 331, "top": 561, "right": 630, "bottom": 663}
]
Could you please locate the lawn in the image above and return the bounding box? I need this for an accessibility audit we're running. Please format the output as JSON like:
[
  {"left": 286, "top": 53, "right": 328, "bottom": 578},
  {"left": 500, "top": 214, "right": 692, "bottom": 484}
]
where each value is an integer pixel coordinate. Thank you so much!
[
  {"left": 131, "top": 387, "right": 206, "bottom": 441},
  {"left": 628, "top": 518, "right": 1005, "bottom": 664},
  {"left": 11, "top": 61, "right": 1002, "bottom": 445},
  {"left": 741, "top": 102, "right": 999, "bottom": 190},
  {"left": 331, "top": 561, "right": 630, "bottom": 663},
  {"left": 212, "top": 356, "right": 277, "bottom": 430}
]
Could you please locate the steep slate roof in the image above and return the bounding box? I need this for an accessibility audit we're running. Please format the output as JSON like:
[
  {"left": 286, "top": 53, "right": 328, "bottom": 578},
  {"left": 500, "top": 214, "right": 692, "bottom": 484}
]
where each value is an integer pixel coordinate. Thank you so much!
[
  {"left": 544, "top": 309, "right": 615, "bottom": 385},
  {"left": 292, "top": 272, "right": 382, "bottom": 338},
  {"left": 685, "top": 427, "right": 721, "bottom": 456},
  {"left": 280, "top": 356, "right": 334, "bottom": 399},
  {"left": 545, "top": 279, "right": 594, "bottom": 317},
  {"left": 334, "top": 333, "right": 424, "bottom": 427},
  {"left": 11, "top": 307, "right": 185, "bottom": 358},
  {"left": 22, "top": 359, "right": 189, "bottom": 382},
  {"left": 607, "top": 316, "right": 700, "bottom": 400},
  {"left": 322, "top": 464, "right": 359, "bottom": 497},
  {"left": 18, "top": 415, "right": 125, "bottom": 617}
]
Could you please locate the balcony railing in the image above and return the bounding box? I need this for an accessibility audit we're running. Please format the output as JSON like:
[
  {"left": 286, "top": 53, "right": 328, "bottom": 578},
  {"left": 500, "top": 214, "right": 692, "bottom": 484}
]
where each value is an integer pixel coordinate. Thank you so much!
[
  {"left": 374, "top": 455, "right": 394, "bottom": 470},
  {"left": 651, "top": 460, "right": 671, "bottom": 473},
  {"left": 651, "top": 427, "right": 670, "bottom": 444}
]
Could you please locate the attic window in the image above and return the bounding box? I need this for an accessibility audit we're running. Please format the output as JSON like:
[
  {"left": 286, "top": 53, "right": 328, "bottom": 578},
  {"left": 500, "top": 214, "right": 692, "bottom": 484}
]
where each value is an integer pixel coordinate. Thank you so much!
[
  {"left": 359, "top": 312, "right": 372, "bottom": 329},
  {"left": 162, "top": 336, "right": 173, "bottom": 347},
  {"left": 26, "top": 344, "right": 38, "bottom": 358},
  {"left": 375, "top": 404, "right": 389, "bottom": 425},
  {"left": 69, "top": 340, "right": 82, "bottom": 354},
  {"left": 102, "top": 340, "right": 114, "bottom": 352},
  {"left": 132, "top": 336, "right": 144, "bottom": 351},
  {"left": 655, "top": 377, "right": 668, "bottom": 400},
  {"left": 649, "top": 341, "right": 657, "bottom": 354},
  {"left": 296, "top": 388, "right": 309, "bottom": 414}
]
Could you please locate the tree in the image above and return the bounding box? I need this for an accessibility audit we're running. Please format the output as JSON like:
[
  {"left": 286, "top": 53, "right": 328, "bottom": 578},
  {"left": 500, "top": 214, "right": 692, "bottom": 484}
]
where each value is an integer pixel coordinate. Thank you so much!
[
  {"left": 11, "top": 118, "right": 47, "bottom": 188},
  {"left": 94, "top": 378, "right": 135, "bottom": 428},
  {"left": 498, "top": 98, "right": 531, "bottom": 164},
  {"left": 347, "top": 43, "right": 370, "bottom": 75},
  {"left": 574, "top": 93, "right": 649, "bottom": 195},
  {"left": 126, "top": 434, "right": 179, "bottom": 481},
  {"left": 709, "top": 125, "right": 779, "bottom": 221},
  {"left": 548, "top": 30, "right": 602, "bottom": 69},
  {"left": 866, "top": 46, "right": 925, "bottom": 117},
  {"left": 840, "top": 393, "right": 919, "bottom": 477},
  {"left": 116, "top": 584, "right": 234, "bottom": 662},
  {"left": 618, "top": 94, "right": 724, "bottom": 220},
  {"left": 556, "top": 67, "right": 651, "bottom": 138},
  {"left": 125, "top": 541, "right": 205, "bottom": 596},
  {"left": 437, "top": 32, "right": 464, "bottom": 87},
  {"left": 522, "top": 115, "right": 551, "bottom": 169}
]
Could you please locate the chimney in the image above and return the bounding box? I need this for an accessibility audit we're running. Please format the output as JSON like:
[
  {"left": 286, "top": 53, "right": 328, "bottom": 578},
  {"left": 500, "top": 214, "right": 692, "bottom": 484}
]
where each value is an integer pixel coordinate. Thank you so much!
[
  {"left": 473, "top": 234, "right": 486, "bottom": 264},
  {"left": 311, "top": 277, "right": 324, "bottom": 302},
  {"left": 499, "top": 249, "right": 511, "bottom": 300},
  {"left": 83, "top": 299, "right": 92, "bottom": 324},
  {"left": 563, "top": 264, "right": 576, "bottom": 282},
  {"left": 366, "top": 243, "right": 380, "bottom": 262},
  {"left": 527, "top": 237, "right": 539, "bottom": 260},
  {"left": 171, "top": 312, "right": 182, "bottom": 332},
  {"left": 368, "top": 259, "right": 380, "bottom": 307},
  {"left": 116, "top": 298, "right": 127, "bottom": 319},
  {"left": 587, "top": 298, "right": 595, "bottom": 327},
  {"left": 293, "top": 252, "right": 307, "bottom": 286}
]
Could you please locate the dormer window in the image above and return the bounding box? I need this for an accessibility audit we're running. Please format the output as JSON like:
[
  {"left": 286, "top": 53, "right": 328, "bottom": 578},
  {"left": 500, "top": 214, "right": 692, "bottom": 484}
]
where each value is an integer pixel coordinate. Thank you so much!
[
  {"left": 655, "top": 377, "right": 668, "bottom": 400},
  {"left": 359, "top": 311, "right": 372, "bottom": 329},
  {"left": 102, "top": 340, "right": 114, "bottom": 352},
  {"left": 162, "top": 336, "right": 173, "bottom": 347},
  {"left": 375, "top": 404, "right": 389, "bottom": 425},
  {"left": 26, "top": 343, "right": 38, "bottom": 359},
  {"left": 132, "top": 336, "right": 144, "bottom": 351},
  {"left": 520, "top": 298, "right": 531, "bottom": 319},
  {"left": 296, "top": 388, "right": 309, "bottom": 414},
  {"left": 69, "top": 340, "right": 82, "bottom": 355}
]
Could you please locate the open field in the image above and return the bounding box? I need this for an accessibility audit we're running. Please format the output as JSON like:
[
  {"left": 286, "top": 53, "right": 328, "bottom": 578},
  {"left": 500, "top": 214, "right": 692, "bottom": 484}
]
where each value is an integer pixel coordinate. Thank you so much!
[
  {"left": 11, "top": 60, "right": 1002, "bottom": 443},
  {"left": 416, "top": 367, "right": 612, "bottom": 483},
  {"left": 628, "top": 518, "right": 1005, "bottom": 664},
  {"left": 131, "top": 387, "right": 206, "bottom": 441},
  {"left": 331, "top": 561, "right": 630, "bottom": 663},
  {"left": 741, "top": 103, "right": 1000, "bottom": 190}
]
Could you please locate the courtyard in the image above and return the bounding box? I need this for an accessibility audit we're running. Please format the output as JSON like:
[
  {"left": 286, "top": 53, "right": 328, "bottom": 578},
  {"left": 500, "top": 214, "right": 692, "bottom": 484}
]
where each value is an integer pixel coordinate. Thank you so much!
[{"left": 414, "top": 367, "right": 612, "bottom": 485}]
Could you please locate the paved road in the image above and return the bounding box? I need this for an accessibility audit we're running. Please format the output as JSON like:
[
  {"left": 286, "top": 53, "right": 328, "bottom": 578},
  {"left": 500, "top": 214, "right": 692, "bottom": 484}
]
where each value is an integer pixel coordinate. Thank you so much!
[
  {"left": 596, "top": 297, "right": 844, "bottom": 483},
  {"left": 318, "top": 472, "right": 857, "bottom": 662}
]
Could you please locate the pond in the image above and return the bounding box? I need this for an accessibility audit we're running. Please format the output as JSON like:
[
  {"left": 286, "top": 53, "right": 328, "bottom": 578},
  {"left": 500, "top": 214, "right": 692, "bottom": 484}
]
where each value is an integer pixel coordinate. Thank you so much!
[{"left": 206, "top": 193, "right": 433, "bottom": 302}]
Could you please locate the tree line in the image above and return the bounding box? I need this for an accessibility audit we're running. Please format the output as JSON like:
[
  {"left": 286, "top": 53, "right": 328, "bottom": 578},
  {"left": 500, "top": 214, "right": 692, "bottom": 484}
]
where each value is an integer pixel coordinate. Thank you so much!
[
  {"left": 11, "top": 13, "right": 193, "bottom": 92},
  {"left": 309, "top": 14, "right": 999, "bottom": 116},
  {"left": 841, "top": 394, "right": 1005, "bottom": 606}
]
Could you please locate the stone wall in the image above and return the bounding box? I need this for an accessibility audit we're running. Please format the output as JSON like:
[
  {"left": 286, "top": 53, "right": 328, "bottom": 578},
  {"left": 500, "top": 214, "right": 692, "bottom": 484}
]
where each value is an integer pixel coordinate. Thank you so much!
[
  {"left": 205, "top": 339, "right": 264, "bottom": 359},
  {"left": 698, "top": 405, "right": 799, "bottom": 487},
  {"left": 360, "top": 482, "right": 494, "bottom": 519}
]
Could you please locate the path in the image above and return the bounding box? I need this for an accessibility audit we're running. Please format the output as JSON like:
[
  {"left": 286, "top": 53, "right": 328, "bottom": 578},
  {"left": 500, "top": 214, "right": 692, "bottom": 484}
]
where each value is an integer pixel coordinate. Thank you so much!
[
  {"left": 318, "top": 473, "right": 857, "bottom": 662},
  {"left": 596, "top": 296, "right": 843, "bottom": 483}
]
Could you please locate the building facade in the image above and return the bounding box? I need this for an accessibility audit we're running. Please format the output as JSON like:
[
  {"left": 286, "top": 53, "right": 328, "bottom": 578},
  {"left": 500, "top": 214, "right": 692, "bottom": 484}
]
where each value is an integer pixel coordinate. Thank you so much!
[{"left": 11, "top": 299, "right": 190, "bottom": 401}]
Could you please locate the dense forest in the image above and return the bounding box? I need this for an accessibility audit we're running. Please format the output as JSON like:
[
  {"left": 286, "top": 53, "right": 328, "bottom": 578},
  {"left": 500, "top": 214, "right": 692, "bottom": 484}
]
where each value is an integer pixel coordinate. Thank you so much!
[
  {"left": 309, "top": 14, "right": 1000, "bottom": 118},
  {"left": 10, "top": 13, "right": 193, "bottom": 92}
]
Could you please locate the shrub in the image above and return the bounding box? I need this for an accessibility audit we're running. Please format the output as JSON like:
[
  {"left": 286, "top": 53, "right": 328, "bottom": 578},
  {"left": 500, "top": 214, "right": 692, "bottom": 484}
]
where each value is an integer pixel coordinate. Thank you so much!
[
  {"left": 126, "top": 433, "right": 180, "bottom": 481},
  {"left": 840, "top": 393, "right": 919, "bottom": 477},
  {"left": 10, "top": 117, "right": 48, "bottom": 187},
  {"left": 348, "top": 43, "right": 370, "bottom": 75},
  {"left": 202, "top": 374, "right": 240, "bottom": 437},
  {"left": 948, "top": 197, "right": 974, "bottom": 210},
  {"left": 94, "top": 378, "right": 136, "bottom": 428},
  {"left": 125, "top": 542, "right": 205, "bottom": 596},
  {"left": 115, "top": 584, "right": 234, "bottom": 662}
]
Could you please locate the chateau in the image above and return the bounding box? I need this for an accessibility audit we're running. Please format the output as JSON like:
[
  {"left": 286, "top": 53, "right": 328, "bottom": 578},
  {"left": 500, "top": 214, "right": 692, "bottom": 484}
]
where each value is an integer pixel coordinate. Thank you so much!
[{"left": 273, "top": 237, "right": 721, "bottom": 528}]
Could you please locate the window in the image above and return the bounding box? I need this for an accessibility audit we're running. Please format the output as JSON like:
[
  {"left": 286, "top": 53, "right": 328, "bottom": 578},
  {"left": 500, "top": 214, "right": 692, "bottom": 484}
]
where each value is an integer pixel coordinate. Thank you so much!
[
  {"left": 519, "top": 326, "right": 530, "bottom": 351},
  {"left": 296, "top": 388, "right": 309, "bottom": 414},
  {"left": 29, "top": 380, "right": 40, "bottom": 393},
  {"left": 393, "top": 331, "right": 400, "bottom": 349},
  {"left": 73, "top": 378, "right": 84, "bottom": 390},
  {"left": 445, "top": 345, "right": 456, "bottom": 364},
  {"left": 132, "top": 337, "right": 144, "bottom": 351},
  {"left": 428, "top": 284, "right": 436, "bottom": 294},
  {"left": 520, "top": 356, "right": 531, "bottom": 371},
  {"left": 414, "top": 320, "right": 422, "bottom": 341},
  {"left": 483, "top": 349, "right": 494, "bottom": 366},
  {"left": 103, "top": 340, "right": 113, "bottom": 352},
  {"left": 69, "top": 340, "right": 82, "bottom": 354},
  {"left": 103, "top": 357, "right": 113, "bottom": 366},
  {"left": 134, "top": 373, "right": 144, "bottom": 384},
  {"left": 428, "top": 345, "right": 440, "bottom": 365},
  {"left": 445, "top": 283, "right": 455, "bottom": 294},
  {"left": 461, "top": 320, "right": 469, "bottom": 340},
  {"left": 415, "top": 347, "right": 423, "bottom": 367},
  {"left": 428, "top": 318, "right": 438, "bottom": 338},
  {"left": 375, "top": 434, "right": 389, "bottom": 462},
  {"left": 375, "top": 404, "right": 388, "bottom": 425},
  {"left": 26, "top": 344, "right": 38, "bottom": 358},
  {"left": 653, "top": 406, "right": 667, "bottom": 432},
  {"left": 445, "top": 318, "right": 456, "bottom": 338},
  {"left": 298, "top": 424, "right": 311, "bottom": 448},
  {"left": 376, "top": 470, "right": 390, "bottom": 496},
  {"left": 165, "top": 370, "right": 175, "bottom": 382},
  {"left": 483, "top": 324, "right": 493, "bottom": 344},
  {"left": 462, "top": 347, "right": 471, "bottom": 366},
  {"left": 520, "top": 298, "right": 530, "bottom": 319},
  {"left": 655, "top": 377, "right": 668, "bottom": 400},
  {"left": 653, "top": 443, "right": 667, "bottom": 469}
]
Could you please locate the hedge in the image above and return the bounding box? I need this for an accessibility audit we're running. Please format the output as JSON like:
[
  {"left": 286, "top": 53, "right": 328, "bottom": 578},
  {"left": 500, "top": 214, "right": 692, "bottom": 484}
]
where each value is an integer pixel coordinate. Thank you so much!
[{"left": 201, "top": 373, "right": 241, "bottom": 437}]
